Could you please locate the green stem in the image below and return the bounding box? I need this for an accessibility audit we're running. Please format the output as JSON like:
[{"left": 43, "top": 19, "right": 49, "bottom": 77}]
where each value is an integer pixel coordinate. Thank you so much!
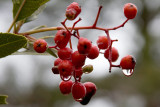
[
  {"left": 7, "top": 0, "right": 26, "bottom": 33},
  {"left": 39, "top": 36, "right": 55, "bottom": 39}
]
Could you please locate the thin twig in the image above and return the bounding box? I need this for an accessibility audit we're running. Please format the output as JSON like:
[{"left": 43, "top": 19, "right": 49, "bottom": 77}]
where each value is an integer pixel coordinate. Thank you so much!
[{"left": 7, "top": 0, "right": 26, "bottom": 33}]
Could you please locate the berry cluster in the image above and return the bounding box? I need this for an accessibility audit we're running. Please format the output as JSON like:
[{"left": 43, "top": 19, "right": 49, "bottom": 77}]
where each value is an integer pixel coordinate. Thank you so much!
[{"left": 33, "top": 2, "right": 137, "bottom": 105}]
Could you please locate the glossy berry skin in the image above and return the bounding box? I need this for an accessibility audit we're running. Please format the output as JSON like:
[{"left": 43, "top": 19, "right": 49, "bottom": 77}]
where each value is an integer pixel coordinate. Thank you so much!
[
  {"left": 96, "top": 36, "right": 108, "bottom": 49},
  {"left": 52, "top": 58, "right": 62, "bottom": 74},
  {"left": 72, "top": 51, "right": 86, "bottom": 68},
  {"left": 72, "top": 82, "right": 86, "bottom": 102},
  {"left": 59, "top": 80, "right": 73, "bottom": 95},
  {"left": 80, "top": 82, "right": 97, "bottom": 105},
  {"left": 66, "top": 2, "right": 81, "bottom": 20},
  {"left": 104, "top": 47, "right": 119, "bottom": 62},
  {"left": 52, "top": 66, "right": 59, "bottom": 74},
  {"left": 75, "top": 67, "right": 83, "bottom": 79},
  {"left": 54, "top": 30, "right": 71, "bottom": 49},
  {"left": 77, "top": 37, "right": 92, "bottom": 55},
  {"left": 87, "top": 45, "right": 99, "bottom": 59},
  {"left": 33, "top": 39, "right": 47, "bottom": 53},
  {"left": 58, "top": 60, "right": 74, "bottom": 80},
  {"left": 120, "top": 55, "right": 136, "bottom": 69},
  {"left": 54, "top": 58, "right": 62, "bottom": 66},
  {"left": 58, "top": 47, "right": 73, "bottom": 60},
  {"left": 124, "top": 3, "right": 137, "bottom": 19}
]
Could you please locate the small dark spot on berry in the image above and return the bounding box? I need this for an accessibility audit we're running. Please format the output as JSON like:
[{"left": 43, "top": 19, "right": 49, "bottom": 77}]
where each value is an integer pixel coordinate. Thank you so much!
[
  {"left": 84, "top": 45, "right": 87, "bottom": 49},
  {"left": 62, "top": 68, "right": 65, "bottom": 72},
  {"left": 130, "top": 4, "right": 133, "bottom": 7},
  {"left": 62, "top": 32, "right": 66, "bottom": 37},
  {"left": 37, "top": 43, "right": 41, "bottom": 47}
]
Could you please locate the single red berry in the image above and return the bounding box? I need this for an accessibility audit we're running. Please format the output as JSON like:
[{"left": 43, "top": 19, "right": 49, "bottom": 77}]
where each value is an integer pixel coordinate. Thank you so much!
[
  {"left": 104, "top": 47, "right": 119, "bottom": 62},
  {"left": 87, "top": 45, "right": 99, "bottom": 59},
  {"left": 83, "top": 82, "right": 97, "bottom": 97},
  {"left": 80, "top": 82, "right": 97, "bottom": 105},
  {"left": 72, "top": 51, "right": 86, "bottom": 68},
  {"left": 58, "top": 47, "right": 73, "bottom": 60},
  {"left": 96, "top": 36, "right": 108, "bottom": 49},
  {"left": 52, "top": 66, "right": 59, "bottom": 74},
  {"left": 124, "top": 3, "right": 137, "bottom": 19},
  {"left": 59, "top": 80, "right": 73, "bottom": 95},
  {"left": 33, "top": 39, "right": 47, "bottom": 53},
  {"left": 54, "top": 30, "right": 71, "bottom": 49},
  {"left": 77, "top": 37, "right": 92, "bottom": 55},
  {"left": 58, "top": 60, "right": 74, "bottom": 81},
  {"left": 66, "top": 2, "right": 81, "bottom": 20},
  {"left": 120, "top": 55, "right": 136, "bottom": 69},
  {"left": 54, "top": 58, "right": 62, "bottom": 66},
  {"left": 72, "top": 82, "right": 86, "bottom": 102}
]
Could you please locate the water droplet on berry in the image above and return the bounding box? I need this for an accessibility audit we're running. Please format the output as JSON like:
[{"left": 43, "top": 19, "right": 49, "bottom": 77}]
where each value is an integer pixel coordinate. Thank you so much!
[
  {"left": 61, "top": 75, "right": 72, "bottom": 81},
  {"left": 75, "top": 98, "right": 83, "bottom": 102},
  {"left": 122, "top": 69, "right": 134, "bottom": 77}
]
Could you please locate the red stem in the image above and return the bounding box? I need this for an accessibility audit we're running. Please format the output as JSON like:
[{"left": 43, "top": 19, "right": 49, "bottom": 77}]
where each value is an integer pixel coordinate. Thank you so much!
[
  {"left": 107, "top": 19, "right": 129, "bottom": 30},
  {"left": 71, "top": 18, "right": 82, "bottom": 32},
  {"left": 92, "top": 6, "right": 103, "bottom": 27}
]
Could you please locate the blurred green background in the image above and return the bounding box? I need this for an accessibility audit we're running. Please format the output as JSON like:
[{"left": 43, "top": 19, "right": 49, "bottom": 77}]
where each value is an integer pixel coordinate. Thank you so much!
[{"left": 0, "top": 0, "right": 160, "bottom": 107}]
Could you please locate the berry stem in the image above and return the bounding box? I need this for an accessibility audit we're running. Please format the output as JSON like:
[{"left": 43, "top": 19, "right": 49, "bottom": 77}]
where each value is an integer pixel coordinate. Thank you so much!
[
  {"left": 69, "top": 39, "right": 73, "bottom": 49},
  {"left": 107, "top": 19, "right": 129, "bottom": 30},
  {"left": 61, "top": 18, "right": 71, "bottom": 33},
  {"left": 92, "top": 6, "right": 103, "bottom": 28},
  {"left": 18, "top": 10, "right": 129, "bottom": 37},
  {"left": 71, "top": 18, "right": 82, "bottom": 32},
  {"left": 105, "top": 30, "right": 113, "bottom": 73},
  {"left": 48, "top": 45, "right": 58, "bottom": 49}
]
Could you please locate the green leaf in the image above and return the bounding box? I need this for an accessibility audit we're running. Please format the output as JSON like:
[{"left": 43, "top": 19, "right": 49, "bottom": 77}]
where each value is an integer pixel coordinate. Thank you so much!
[
  {"left": 0, "top": 33, "right": 27, "bottom": 58},
  {"left": 46, "top": 48, "right": 57, "bottom": 58},
  {"left": 0, "top": 95, "right": 8, "bottom": 104},
  {"left": 12, "top": 0, "right": 50, "bottom": 22},
  {"left": 25, "top": 4, "right": 46, "bottom": 23}
]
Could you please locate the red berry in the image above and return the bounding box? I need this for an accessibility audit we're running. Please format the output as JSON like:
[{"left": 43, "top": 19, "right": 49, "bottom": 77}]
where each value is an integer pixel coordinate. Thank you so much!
[
  {"left": 104, "top": 47, "right": 119, "bottom": 62},
  {"left": 58, "top": 60, "right": 74, "bottom": 81},
  {"left": 80, "top": 82, "right": 97, "bottom": 105},
  {"left": 75, "top": 67, "right": 83, "bottom": 79},
  {"left": 54, "top": 30, "right": 71, "bottom": 49},
  {"left": 59, "top": 80, "right": 73, "bottom": 95},
  {"left": 72, "top": 51, "right": 86, "bottom": 68},
  {"left": 33, "top": 39, "right": 47, "bottom": 53},
  {"left": 83, "top": 82, "right": 97, "bottom": 97},
  {"left": 77, "top": 37, "right": 92, "bottom": 55},
  {"left": 87, "top": 45, "right": 99, "bottom": 59},
  {"left": 66, "top": 2, "right": 81, "bottom": 20},
  {"left": 72, "top": 82, "right": 86, "bottom": 102},
  {"left": 120, "top": 55, "right": 136, "bottom": 69},
  {"left": 58, "top": 47, "right": 73, "bottom": 60},
  {"left": 52, "top": 66, "right": 59, "bottom": 74},
  {"left": 96, "top": 36, "right": 108, "bottom": 49},
  {"left": 54, "top": 58, "right": 62, "bottom": 66},
  {"left": 124, "top": 3, "right": 137, "bottom": 19}
]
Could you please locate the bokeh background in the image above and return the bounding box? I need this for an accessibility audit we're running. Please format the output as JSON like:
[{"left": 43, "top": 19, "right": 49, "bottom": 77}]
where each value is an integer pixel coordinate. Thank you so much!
[{"left": 0, "top": 0, "right": 160, "bottom": 107}]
